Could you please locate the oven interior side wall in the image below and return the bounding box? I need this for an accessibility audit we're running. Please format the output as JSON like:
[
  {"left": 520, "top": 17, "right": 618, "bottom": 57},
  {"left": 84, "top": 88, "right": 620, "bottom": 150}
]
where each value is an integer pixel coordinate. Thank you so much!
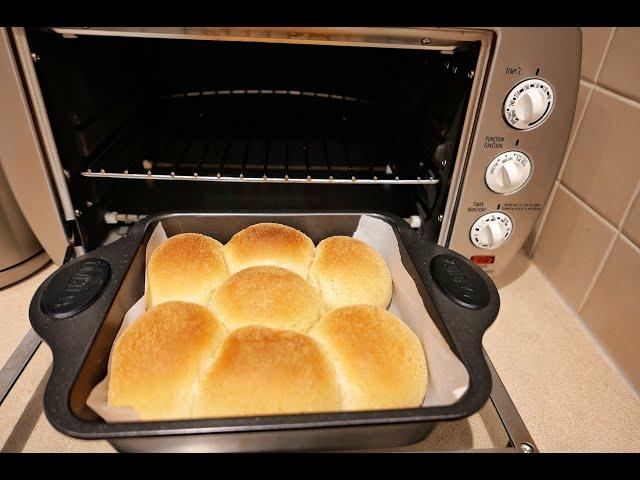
[{"left": 25, "top": 29, "right": 479, "bottom": 251}]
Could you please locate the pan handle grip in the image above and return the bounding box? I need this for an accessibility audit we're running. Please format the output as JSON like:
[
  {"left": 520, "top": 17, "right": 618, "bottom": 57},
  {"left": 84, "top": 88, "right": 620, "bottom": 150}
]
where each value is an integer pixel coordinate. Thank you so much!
[
  {"left": 29, "top": 224, "right": 146, "bottom": 363},
  {"left": 28, "top": 221, "right": 150, "bottom": 434},
  {"left": 395, "top": 221, "right": 500, "bottom": 417}
]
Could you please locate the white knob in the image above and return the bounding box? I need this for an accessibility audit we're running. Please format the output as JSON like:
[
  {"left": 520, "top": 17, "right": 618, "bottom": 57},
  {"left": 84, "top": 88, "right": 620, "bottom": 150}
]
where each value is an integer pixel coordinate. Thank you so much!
[
  {"left": 485, "top": 151, "right": 532, "bottom": 194},
  {"left": 470, "top": 212, "right": 513, "bottom": 250},
  {"left": 504, "top": 79, "right": 554, "bottom": 130},
  {"left": 515, "top": 88, "right": 547, "bottom": 122}
]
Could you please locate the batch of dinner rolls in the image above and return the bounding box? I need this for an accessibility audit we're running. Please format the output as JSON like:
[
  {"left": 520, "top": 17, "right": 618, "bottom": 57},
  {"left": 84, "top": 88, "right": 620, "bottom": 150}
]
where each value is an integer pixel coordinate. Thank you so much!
[{"left": 107, "top": 223, "right": 428, "bottom": 420}]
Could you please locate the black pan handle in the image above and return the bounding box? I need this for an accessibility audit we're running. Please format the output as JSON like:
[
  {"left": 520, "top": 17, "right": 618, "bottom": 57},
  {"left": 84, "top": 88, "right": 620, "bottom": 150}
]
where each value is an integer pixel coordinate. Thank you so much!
[
  {"left": 392, "top": 217, "right": 500, "bottom": 418},
  {"left": 30, "top": 223, "right": 147, "bottom": 343},
  {"left": 29, "top": 222, "right": 149, "bottom": 426}
]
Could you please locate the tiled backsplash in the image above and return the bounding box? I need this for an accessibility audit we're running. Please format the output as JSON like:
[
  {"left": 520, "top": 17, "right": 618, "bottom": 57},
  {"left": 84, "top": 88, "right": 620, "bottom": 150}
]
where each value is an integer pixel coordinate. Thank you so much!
[{"left": 527, "top": 28, "right": 640, "bottom": 393}]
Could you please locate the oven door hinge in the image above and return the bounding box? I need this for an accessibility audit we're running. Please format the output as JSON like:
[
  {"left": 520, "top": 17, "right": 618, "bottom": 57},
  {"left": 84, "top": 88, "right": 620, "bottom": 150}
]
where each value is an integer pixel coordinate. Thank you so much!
[
  {"left": 64, "top": 220, "right": 86, "bottom": 263},
  {"left": 65, "top": 218, "right": 82, "bottom": 245}
]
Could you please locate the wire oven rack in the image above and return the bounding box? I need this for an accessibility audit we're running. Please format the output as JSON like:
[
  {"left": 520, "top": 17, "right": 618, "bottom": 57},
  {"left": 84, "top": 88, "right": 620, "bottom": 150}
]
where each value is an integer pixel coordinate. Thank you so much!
[{"left": 80, "top": 91, "right": 440, "bottom": 185}]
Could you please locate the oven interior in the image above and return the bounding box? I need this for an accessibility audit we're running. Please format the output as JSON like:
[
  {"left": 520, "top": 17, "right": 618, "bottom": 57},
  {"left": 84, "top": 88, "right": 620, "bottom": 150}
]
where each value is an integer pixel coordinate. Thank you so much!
[{"left": 25, "top": 28, "right": 481, "bottom": 253}]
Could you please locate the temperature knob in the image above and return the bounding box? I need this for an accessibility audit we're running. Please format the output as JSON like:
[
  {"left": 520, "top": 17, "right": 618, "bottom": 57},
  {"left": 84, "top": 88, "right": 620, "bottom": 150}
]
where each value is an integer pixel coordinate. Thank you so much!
[
  {"left": 470, "top": 212, "right": 513, "bottom": 250},
  {"left": 504, "top": 78, "right": 554, "bottom": 130},
  {"left": 485, "top": 151, "right": 532, "bottom": 194}
]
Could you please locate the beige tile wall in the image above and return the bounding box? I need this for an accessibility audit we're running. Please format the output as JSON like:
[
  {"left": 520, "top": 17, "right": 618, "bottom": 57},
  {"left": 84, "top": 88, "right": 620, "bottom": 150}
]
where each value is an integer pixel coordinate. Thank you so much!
[{"left": 527, "top": 28, "right": 640, "bottom": 393}]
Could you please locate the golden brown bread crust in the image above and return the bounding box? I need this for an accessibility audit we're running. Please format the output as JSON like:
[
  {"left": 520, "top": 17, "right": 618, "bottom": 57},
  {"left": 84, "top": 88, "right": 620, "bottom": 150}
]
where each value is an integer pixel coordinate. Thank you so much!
[
  {"left": 224, "top": 223, "right": 315, "bottom": 279},
  {"left": 147, "top": 233, "right": 229, "bottom": 308},
  {"left": 308, "top": 236, "right": 393, "bottom": 310},
  {"left": 309, "top": 305, "right": 427, "bottom": 410},
  {"left": 208, "top": 265, "right": 322, "bottom": 332},
  {"left": 108, "top": 301, "right": 228, "bottom": 420},
  {"left": 193, "top": 326, "right": 342, "bottom": 418}
]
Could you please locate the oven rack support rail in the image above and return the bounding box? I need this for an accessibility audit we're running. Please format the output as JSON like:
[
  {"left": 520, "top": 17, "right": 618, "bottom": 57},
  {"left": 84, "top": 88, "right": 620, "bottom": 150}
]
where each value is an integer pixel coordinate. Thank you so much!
[
  {"left": 79, "top": 90, "right": 442, "bottom": 186},
  {"left": 81, "top": 169, "right": 440, "bottom": 185}
]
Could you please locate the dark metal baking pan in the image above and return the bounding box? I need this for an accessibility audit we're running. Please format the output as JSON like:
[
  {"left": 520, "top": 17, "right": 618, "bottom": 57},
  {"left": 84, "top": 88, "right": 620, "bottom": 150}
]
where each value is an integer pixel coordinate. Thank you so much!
[{"left": 29, "top": 211, "right": 499, "bottom": 452}]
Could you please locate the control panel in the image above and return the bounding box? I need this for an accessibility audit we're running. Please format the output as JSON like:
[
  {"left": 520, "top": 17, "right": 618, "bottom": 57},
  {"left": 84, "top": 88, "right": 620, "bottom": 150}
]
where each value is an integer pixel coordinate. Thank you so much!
[{"left": 444, "top": 28, "right": 580, "bottom": 277}]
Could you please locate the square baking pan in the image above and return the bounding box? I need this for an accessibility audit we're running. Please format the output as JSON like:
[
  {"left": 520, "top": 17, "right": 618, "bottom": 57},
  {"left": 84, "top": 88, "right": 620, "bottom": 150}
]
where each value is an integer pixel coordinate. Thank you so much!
[{"left": 29, "top": 211, "right": 499, "bottom": 452}]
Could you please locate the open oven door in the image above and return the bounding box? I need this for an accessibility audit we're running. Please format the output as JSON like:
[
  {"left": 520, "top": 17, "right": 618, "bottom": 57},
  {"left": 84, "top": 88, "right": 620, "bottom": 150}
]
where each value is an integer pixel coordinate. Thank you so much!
[{"left": 0, "top": 27, "right": 75, "bottom": 266}]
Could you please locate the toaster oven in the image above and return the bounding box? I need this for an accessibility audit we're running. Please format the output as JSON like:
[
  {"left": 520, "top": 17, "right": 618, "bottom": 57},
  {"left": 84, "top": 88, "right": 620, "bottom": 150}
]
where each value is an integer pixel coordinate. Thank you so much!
[
  {"left": 0, "top": 26, "right": 581, "bottom": 452},
  {"left": 0, "top": 27, "right": 580, "bottom": 277}
]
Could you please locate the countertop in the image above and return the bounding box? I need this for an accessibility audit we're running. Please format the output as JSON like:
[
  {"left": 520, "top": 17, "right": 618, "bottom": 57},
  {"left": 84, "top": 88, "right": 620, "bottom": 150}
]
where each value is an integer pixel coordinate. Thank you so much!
[{"left": 1, "top": 252, "right": 639, "bottom": 452}]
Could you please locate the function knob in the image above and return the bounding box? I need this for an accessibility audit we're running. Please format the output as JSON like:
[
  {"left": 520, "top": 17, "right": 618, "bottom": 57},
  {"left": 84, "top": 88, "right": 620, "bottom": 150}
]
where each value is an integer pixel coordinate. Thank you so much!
[
  {"left": 503, "top": 78, "right": 554, "bottom": 130},
  {"left": 470, "top": 212, "right": 513, "bottom": 250},
  {"left": 485, "top": 150, "right": 532, "bottom": 194}
]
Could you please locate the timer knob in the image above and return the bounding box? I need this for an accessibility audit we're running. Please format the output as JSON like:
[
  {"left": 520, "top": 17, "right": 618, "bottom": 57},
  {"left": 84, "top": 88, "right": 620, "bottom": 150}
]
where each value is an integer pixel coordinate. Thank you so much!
[
  {"left": 504, "top": 79, "right": 554, "bottom": 130},
  {"left": 485, "top": 151, "right": 532, "bottom": 194},
  {"left": 470, "top": 212, "right": 513, "bottom": 250}
]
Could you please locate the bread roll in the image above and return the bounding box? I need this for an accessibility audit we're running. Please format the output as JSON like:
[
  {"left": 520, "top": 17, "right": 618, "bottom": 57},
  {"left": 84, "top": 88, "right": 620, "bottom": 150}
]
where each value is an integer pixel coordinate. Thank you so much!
[
  {"left": 194, "top": 326, "right": 342, "bottom": 418},
  {"left": 208, "top": 265, "right": 322, "bottom": 332},
  {"left": 310, "top": 305, "right": 427, "bottom": 410},
  {"left": 308, "top": 236, "right": 392, "bottom": 310},
  {"left": 108, "top": 301, "right": 228, "bottom": 420},
  {"left": 224, "top": 223, "right": 315, "bottom": 279},
  {"left": 147, "top": 233, "right": 229, "bottom": 308}
]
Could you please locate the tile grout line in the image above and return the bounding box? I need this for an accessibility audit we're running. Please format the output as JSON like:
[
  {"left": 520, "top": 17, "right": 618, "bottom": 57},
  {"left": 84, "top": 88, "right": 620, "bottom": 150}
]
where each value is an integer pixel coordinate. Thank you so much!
[
  {"left": 523, "top": 27, "right": 619, "bottom": 257},
  {"left": 556, "top": 182, "right": 612, "bottom": 233},
  {"left": 534, "top": 166, "right": 640, "bottom": 265},
  {"left": 556, "top": 27, "right": 616, "bottom": 199},
  {"left": 575, "top": 232, "right": 618, "bottom": 313},
  {"left": 528, "top": 77, "right": 596, "bottom": 257},
  {"left": 593, "top": 83, "right": 640, "bottom": 110},
  {"left": 552, "top": 183, "right": 616, "bottom": 313},
  {"left": 557, "top": 25, "right": 617, "bottom": 182},
  {"left": 535, "top": 265, "right": 640, "bottom": 399},
  {"left": 592, "top": 27, "right": 617, "bottom": 85},
  {"left": 619, "top": 231, "right": 640, "bottom": 256},
  {"left": 617, "top": 179, "right": 640, "bottom": 231},
  {"left": 558, "top": 173, "right": 634, "bottom": 236},
  {"left": 526, "top": 181, "right": 559, "bottom": 258},
  {"left": 556, "top": 80, "right": 595, "bottom": 182},
  {"left": 531, "top": 28, "right": 640, "bottom": 396},
  {"left": 575, "top": 179, "right": 640, "bottom": 312}
]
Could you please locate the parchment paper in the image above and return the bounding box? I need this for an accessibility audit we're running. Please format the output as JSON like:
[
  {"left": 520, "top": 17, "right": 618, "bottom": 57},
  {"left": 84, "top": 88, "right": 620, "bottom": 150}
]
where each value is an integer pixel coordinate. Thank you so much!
[
  {"left": 87, "top": 215, "right": 469, "bottom": 422},
  {"left": 352, "top": 215, "right": 469, "bottom": 405}
]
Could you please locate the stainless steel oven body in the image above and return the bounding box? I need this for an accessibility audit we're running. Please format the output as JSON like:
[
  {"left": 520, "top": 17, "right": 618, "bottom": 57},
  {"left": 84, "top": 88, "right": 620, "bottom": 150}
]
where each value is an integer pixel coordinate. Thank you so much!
[{"left": 0, "top": 27, "right": 581, "bottom": 277}]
